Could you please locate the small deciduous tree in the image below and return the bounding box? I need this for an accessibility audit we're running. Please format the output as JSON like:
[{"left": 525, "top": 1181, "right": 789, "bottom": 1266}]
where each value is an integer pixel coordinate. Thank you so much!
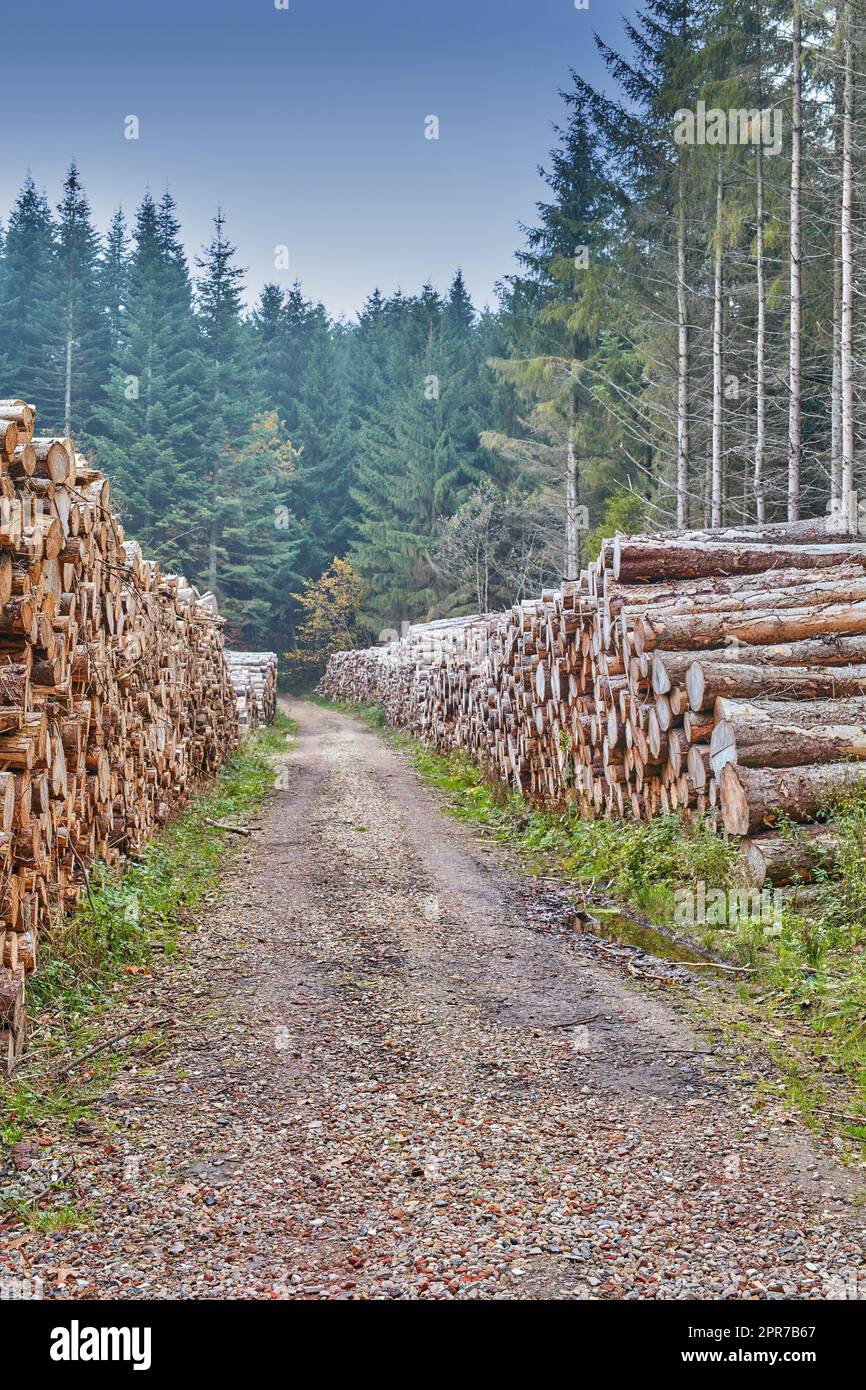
[{"left": 289, "top": 558, "right": 370, "bottom": 685}]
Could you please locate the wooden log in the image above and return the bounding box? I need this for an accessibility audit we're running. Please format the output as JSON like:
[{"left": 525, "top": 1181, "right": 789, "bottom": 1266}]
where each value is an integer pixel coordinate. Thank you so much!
[
  {"left": 738, "top": 826, "right": 837, "bottom": 888},
  {"left": 711, "top": 702, "right": 866, "bottom": 775},
  {"left": 685, "top": 660, "right": 866, "bottom": 712},
  {"left": 626, "top": 518, "right": 855, "bottom": 547},
  {"left": 652, "top": 633, "right": 866, "bottom": 693},
  {"left": 719, "top": 761, "right": 866, "bottom": 836},
  {"left": 30, "top": 438, "right": 72, "bottom": 484},
  {"left": 640, "top": 600, "right": 866, "bottom": 654},
  {"left": 613, "top": 537, "right": 866, "bottom": 582}
]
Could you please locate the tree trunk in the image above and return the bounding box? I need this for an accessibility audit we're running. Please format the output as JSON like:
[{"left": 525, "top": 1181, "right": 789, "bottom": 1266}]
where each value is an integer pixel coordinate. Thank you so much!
[
  {"left": 612, "top": 535, "right": 866, "bottom": 582},
  {"left": 754, "top": 136, "right": 767, "bottom": 524},
  {"left": 788, "top": 0, "right": 803, "bottom": 521},
  {"left": 64, "top": 328, "right": 73, "bottom": 439},
  {"left": 738, "top": 825, "right": 837, "bottom": 887},
  {"left": 831, "top": 183, "right": 843, "bottom": 513},
  {"left": 676, "top": 161, "right": 690, "bottom": 528},
  {"left": 641, "top": 600, "right": 866, "bottom": 655},
  {"left": 652, "top": 632, "right": 866, "bottom": 694},
  {"left": 711, "top": 154, "right": 725, "bottom": 527},
  {"left": 626, "top": 571, "right": 866, "bottom": 629},
  {"left": 710, "top": 695, "right": 866, "bottom": 774},
  {"left": 633, "top": 518, "right": 852, "bottom": 547},
  {"left": 841, "top": 1, "right": 856, "bottom": 523},
  {"left": 685, "top": 659, "right": 866, "bottom": 712},
  {"left": 720, "top": 759, "right": 866, "bottom": 836}
]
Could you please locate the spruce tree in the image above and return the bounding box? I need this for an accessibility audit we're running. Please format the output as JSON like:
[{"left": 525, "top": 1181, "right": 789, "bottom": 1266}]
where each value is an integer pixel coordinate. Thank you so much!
[
  {"left": 99, "top": 207, "right": 129, "bottom": 360},
  {"left": 193, "top": 210, "right": 298, "bottom": 632},
  {"left": 290, "top": 309, "right": 356, "bottom": 580},
  {"left": 0, "top": 176, "right": 58, "bottom": 410},
  {"left": 94, "top": 192, "right": 205, "bottom": 575},
  {"left": 52, "top": 163, "right": 106, "bottom": 438}
]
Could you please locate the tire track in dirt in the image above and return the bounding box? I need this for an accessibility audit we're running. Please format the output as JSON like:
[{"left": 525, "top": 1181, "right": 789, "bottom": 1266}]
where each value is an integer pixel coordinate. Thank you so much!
[{"left": 12, "top": 699, "right": 865, "bottom": 1300}]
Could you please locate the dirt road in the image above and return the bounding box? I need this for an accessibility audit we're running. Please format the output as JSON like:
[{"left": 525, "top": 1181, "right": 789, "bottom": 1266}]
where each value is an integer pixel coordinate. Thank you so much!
[{"left": 15, "top": 700, "right": 866, "bottom": 1299}]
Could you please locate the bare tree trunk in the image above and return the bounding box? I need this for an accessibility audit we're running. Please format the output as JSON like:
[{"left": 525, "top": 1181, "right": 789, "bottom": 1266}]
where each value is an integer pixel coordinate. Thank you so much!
[
  {"left": 754, "top": 138, "right": 767, "bottom": 524},
  {"left": 841, "top": 0, "right": 856, "bottom": 527},
  {"left": 565, "top": 437, "right": 579, "bottom": 578},
  {"left": 64, "top": 328, "right": 73, "bottom": 439},
  {"left": 209, "top": 354, "right": 221, "bottom": 595},
  {"left": 676, "top": 161, "right": 690, "bottom": 528},
  {"left": 787, "top": 0, "right": 803, "bottom": 522},
  {"left": 831, "top": 187, "right": 843, "bottom": 513},
  {"left": 711, "top": 155, "right": 725, "bottom": 527}
]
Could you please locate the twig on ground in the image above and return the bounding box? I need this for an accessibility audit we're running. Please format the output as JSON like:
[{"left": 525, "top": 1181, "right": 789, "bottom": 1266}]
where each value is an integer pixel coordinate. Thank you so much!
[
  {"left": 205, "top": 819, "right": 252, "bottom": 836},
  {"left": 52, "top": 1016, "right": 175, "bottom": 1080}
]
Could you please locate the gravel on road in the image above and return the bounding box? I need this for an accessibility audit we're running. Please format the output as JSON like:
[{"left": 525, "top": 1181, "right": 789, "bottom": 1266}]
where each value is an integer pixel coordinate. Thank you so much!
[{"left": 5, "top": 699, "right": 865, "bottom": 1300}]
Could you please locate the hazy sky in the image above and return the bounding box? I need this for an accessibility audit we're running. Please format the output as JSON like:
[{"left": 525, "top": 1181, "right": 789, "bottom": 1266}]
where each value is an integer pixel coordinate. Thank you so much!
[{"left": 0, "top": 0, "right": 637, "bottom": 319}]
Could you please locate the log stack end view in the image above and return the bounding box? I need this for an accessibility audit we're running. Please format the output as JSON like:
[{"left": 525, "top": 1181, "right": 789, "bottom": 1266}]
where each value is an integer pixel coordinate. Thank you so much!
[
  {"left": 226, "top": 651, "right": 278, "bottom": 732},
  {"left": 321, "top": 516, "right": 866, "bottom": 897},
  {"left": 0, "top": 396, "right": 277, "bottom": 1070}
]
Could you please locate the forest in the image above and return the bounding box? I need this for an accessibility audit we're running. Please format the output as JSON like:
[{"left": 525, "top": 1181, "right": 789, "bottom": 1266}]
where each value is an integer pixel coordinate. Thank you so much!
[{"left": 1, "top": 0, "right": 863, "bottom": 668}]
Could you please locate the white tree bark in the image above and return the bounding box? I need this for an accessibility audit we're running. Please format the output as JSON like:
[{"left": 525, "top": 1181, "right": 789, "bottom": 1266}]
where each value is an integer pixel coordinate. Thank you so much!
[
  {"left": 676, "top": 160, "right": 690, "bottom": 528},
  {"left": 787, "top": 0, "right": 803, "bottom": 522},
  {"left": 754, "top": 138, "right": 767, "bottom": 524},
  {"left": 841, "top": 1, "right": 856, "bottom": 527},
  {"left": 64, "top": 329, "right": 73, "bottom": 439},
  {"left": 831, "top": 187, "right": 843, "bottom": 514},
  {"left": 565, "top": 435, "right": 579, "bottom": 579},
  {"left": 711, "top": 155, "right": 725, "bottom": 527}
]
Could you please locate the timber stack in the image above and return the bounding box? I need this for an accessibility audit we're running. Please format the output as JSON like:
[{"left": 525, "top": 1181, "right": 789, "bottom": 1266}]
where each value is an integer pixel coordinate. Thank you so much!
[
  {"left": 0, "top": 396, "right": 241, "bottom": 1068},
  {"left": 226, "top": 651, "right": 278, "bottom": 731},
  {"left": 321, "top": 517, "right": 866, "bottom": 897}
]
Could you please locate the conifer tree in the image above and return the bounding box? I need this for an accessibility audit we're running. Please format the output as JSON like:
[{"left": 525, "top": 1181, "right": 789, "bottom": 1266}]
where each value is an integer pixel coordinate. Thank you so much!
[
  {"left": 489, "top": 88, "right": 626, "bottom": 573},
  {"left": 53, "top": 163, "right": 106, "bottom": 437},
  {"left": 99, "top": 207, "right": 129, "bottom": 359},
  {"left": 94, "top": 192, "right": 205, "bottom": 575},
  {"left": 0, "top": 176, "right": 58, "bottom": 408}
]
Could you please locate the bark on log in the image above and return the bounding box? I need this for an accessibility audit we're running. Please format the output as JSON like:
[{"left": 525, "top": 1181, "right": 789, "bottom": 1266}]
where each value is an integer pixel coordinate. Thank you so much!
[
  {"left": 720, "top": 761, "right": 866, "bottom": 835},
  {"left": 711, "top": 701, "right": 866, "bottom": 775},
  {"left": 685, "top": 660, "right": 866, "bottom": 712},
  {"left": 653, "top": 633, "right": 866, "bottom": 692},
  {"left": 738, "top": 826, "right": 837, "bottom": 888},
  {"left": 613, "top": 537, "right": 866, "bottom": 583},
  {"left": 640, "top": 599, "right": 866, "bottom": 654}
]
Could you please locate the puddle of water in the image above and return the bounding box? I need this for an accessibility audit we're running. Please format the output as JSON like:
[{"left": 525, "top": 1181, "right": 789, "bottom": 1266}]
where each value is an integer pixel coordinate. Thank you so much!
[{"left": 570, "top": 907, "right": 707, "bottom": 967}]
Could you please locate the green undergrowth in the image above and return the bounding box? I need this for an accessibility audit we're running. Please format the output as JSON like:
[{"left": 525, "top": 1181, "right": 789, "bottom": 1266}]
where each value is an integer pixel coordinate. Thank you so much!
[
  {"left": 314, "top": 695, "right": 866, "bottom": 1148},
  {"left": 0, "top": 713, "right": 295, "bottom": 1176}
]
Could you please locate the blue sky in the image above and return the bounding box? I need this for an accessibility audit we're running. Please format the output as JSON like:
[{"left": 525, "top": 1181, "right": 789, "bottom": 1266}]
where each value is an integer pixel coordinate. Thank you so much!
[{"left": 0, "top": 0, "right": 637, "bottom": 319}]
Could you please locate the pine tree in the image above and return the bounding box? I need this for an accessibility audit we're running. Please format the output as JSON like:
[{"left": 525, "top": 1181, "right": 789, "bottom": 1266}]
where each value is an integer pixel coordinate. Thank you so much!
[
  {"left": 193, "top": 209, "right": 300, "bottom": 631},
  {"left": 490, "top": 87, "right": 627, "bottom": 573},
  {"left": 290, "top": 310, "right": 357, "bottom": 580},
  {"left": 352, "top": 277, "right": 498, "bottom": 622},
  {"left": 94, "top": 192, "right": 205, "bottom": 575},
  {"left": 0, "top": 176, "right": 58, "bottom": 409},
  {"left": 99, "top": 207, "right": 129, "bottom": 359},
  {"left": 251, "top": 283, "right": 292, "bottom": 419},
  {"left": 214, "top": 410, "right": 302, "bottom": 647},
  {"left": 52, "top": 163, "right": 106, "bottom": 438}
]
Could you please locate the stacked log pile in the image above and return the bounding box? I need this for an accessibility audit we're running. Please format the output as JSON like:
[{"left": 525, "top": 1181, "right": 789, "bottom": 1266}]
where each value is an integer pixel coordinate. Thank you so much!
[
  {"left": 321, "top": 518, "right": 866, "bottom": 895},
  {"left": 0, "top": 397, "right": 240, "bottom": 1068},
  {"left": 226, "top": 651, "right": 278, "bottom": 731}
]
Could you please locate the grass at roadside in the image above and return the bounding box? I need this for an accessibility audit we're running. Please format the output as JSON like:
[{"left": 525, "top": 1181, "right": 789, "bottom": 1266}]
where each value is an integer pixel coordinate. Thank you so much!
[
  {"left": 312, "top": 694, "right": 866, "bottom": 1148},
  {"left": 0, "top": 713, "right": 295, "bottom": 1184}
]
